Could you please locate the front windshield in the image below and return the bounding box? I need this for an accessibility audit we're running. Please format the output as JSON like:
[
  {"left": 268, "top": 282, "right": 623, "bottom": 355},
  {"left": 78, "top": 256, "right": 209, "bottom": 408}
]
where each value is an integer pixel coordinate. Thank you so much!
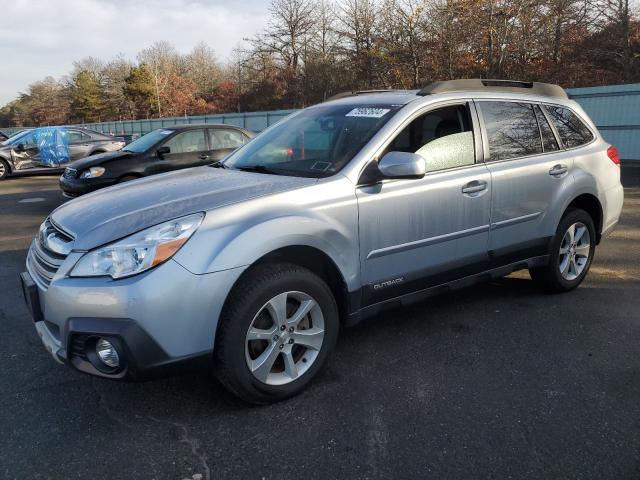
[
  {"left": 123, "top": 129, "right": 174, "bottom": 153},
  {"left": 224, "top": 103, "right": 402, "bottom": 177},
  {"left": 2, "top": 129, "right": 33, "bottom": 146}
]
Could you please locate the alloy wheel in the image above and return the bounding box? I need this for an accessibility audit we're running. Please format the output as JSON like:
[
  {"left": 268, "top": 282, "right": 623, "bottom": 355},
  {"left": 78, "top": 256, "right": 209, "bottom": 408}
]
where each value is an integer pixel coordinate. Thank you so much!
[
  {"left": 558, "top": 221, "right": 591, "bottom": 281},
  {"left": 245, "top": 291, "right": 325, "bottom": 386}
]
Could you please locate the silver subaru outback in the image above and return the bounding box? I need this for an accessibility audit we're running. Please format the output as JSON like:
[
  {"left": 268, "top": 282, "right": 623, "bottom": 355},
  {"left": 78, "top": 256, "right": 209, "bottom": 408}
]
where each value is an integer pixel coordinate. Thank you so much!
[{"left": 21, "top": 79, "right": 624, "bottom": 403}]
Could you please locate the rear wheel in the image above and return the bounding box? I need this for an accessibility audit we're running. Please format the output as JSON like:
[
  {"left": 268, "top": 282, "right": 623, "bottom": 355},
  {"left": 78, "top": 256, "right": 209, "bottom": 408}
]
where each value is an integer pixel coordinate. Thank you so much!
[
  {"left": 530, "top": 208, "right": 596, "bottom": 292},
  {"left": 0, "top": 159, "right": 9, "bottom": 180},
  {"left": 215, "top": 263, "right": 339, "bottom": 404}
]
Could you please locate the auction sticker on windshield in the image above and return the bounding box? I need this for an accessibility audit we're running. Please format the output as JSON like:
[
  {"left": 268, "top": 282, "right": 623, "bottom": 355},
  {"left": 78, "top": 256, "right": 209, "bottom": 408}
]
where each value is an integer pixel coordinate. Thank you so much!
[{"left": 345, "top": 108, "right": 391, "bottom": 118}]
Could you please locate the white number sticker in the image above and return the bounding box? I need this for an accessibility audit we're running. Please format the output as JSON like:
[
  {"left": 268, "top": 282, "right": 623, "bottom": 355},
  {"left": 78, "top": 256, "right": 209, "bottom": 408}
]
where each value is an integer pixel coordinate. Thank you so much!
[{"left": 345, "top": 108, "right": 391, "bottom": 118}]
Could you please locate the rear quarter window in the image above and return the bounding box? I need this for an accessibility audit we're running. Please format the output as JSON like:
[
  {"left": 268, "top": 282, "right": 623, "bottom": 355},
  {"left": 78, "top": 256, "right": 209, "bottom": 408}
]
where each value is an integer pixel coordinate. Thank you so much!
[{"left": 544, "top": 105, "right": 594, "bottom": 149}]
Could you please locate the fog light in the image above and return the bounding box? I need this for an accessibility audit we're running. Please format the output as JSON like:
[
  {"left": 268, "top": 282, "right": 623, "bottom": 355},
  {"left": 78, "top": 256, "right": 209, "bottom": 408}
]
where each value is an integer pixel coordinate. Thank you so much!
[{"left": 96, "top": 338, "right": 120, "bottom": 368}]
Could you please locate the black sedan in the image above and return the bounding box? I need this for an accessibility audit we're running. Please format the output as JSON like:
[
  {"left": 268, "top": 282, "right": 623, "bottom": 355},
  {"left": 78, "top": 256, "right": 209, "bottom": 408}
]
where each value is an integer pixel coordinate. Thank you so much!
[
  {"left": 59, "top": 124, "right": 255, "bottom": 197},
  {"left": 0, "top": 127, "right": 124, "bottom": 180}
]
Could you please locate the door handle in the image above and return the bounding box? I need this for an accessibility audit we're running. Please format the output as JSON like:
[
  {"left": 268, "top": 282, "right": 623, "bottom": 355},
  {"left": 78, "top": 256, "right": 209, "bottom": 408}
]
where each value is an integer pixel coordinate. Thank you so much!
[
  {"left": 549, "top": 164, "right": 568, "bottom": 176},
  {"left": 461, "top": 180, "right": 488, "bottom": 195},
  {"left": 199, "top": 154, "right": 209, "bottom": 160}
]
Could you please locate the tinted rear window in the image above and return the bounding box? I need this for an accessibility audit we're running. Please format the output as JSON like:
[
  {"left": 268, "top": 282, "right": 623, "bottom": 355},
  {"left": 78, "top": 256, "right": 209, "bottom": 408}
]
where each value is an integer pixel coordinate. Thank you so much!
[
  {"left": 544, "top": 105, "right": 594, "bottom": 148},
  {"left": 479, "top": 101, "right": 543, "bottom": 161}
]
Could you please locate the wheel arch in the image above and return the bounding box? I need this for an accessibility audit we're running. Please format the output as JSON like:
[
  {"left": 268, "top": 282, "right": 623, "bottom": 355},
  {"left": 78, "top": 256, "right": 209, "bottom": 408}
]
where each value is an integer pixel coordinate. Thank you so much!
[
  {"left": 565, "top": 193, "right": 604, "bottom": 243},
  {"left": 0, "top": 154, "right": 12, "bottom": 174},
  {"left": 218, "top": 245, "right": 354, "bottom": 327},
  {"left": 117, "top": 172, "right": 142, "bottom": 182}
]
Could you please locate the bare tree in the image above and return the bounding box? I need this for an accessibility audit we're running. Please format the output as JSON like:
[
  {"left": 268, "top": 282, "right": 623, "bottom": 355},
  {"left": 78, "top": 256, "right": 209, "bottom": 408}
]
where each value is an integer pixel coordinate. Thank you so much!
[{"left": 138, "top": 41, "right": 180, "bottom": 117}]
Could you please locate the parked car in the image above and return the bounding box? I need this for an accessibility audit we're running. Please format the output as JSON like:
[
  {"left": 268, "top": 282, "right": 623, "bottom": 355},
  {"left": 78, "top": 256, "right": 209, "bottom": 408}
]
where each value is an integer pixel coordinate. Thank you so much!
[
  {"left": 59, "top": 124, "right": 254, "bottom": 197},
  {"left": 21, "top": 79, "right": 623, "bottom": 403},
  {"left": 0, "top": 127, "right": 124, "bottom": 180}
]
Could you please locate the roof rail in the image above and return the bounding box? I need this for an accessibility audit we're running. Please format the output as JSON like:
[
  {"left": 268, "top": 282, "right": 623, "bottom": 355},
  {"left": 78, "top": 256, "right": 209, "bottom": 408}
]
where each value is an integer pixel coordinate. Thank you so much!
[
  {"left": 417, "top": 79, "right": 567, "bottom": 99},
  {"left": 325, "top": 89, "right": 403, "bottom": 101}
]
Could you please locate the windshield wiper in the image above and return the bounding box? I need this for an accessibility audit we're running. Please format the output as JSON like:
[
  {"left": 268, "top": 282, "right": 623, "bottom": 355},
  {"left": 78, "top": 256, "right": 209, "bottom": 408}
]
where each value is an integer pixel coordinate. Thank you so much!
[
  {"left": 210, "top": 160, "right": 228, "bottom": 169},
  {"left": 236, "top": 165, "right": 282, "bottom": 175}
]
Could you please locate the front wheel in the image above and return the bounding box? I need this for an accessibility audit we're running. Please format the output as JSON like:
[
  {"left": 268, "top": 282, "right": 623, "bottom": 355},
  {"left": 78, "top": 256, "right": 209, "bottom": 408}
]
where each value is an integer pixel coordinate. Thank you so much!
[
  {"left": 215, "top": 263, "right": 339, "bottom": 404},
  {"left": 530, "top": 208, "right": 596, "bottom": 293},
  {"left": 0, "top": 159, "right": 9, "bottom": 180}
]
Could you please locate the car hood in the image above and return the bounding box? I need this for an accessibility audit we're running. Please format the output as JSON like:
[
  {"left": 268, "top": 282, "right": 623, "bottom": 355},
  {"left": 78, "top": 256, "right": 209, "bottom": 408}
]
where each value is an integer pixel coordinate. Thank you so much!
[
  {"left": 51, "top": 166, "right": 317, "bottom": 250},
  {"left": 68, "top": 150, "right": 131, "bottom": 170}
]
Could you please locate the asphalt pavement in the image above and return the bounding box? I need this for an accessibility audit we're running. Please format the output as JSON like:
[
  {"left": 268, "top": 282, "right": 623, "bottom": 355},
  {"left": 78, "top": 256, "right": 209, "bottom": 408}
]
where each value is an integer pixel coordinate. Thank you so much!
[{"left": 1, "top": 166, "right": 639, "bottom": 479}]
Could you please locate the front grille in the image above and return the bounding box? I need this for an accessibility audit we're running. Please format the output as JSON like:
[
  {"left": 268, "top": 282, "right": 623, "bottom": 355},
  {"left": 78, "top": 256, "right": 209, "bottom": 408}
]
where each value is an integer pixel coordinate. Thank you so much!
[
  {"left": 63, "top": 167, "right": 78, "bottom": 179},
  {"left": 27, "top": 218, "right": 73, "bottom": 289}
]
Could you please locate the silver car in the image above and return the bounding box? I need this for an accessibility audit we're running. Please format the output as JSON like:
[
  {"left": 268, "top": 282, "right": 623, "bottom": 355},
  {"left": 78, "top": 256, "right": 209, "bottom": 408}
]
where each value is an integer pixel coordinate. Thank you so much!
[{"left": 21, "top": 80, "right": 624, "bottom": 403}]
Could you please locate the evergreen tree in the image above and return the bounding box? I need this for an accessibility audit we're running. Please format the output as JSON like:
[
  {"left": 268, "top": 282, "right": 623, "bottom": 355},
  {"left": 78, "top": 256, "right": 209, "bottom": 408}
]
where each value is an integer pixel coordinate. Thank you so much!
[
  {"left": 123, "top": 64, "right": 155, "bottom": 118},
  {"left": 70, "top": 70, "right": 104, "bottom": 123}
]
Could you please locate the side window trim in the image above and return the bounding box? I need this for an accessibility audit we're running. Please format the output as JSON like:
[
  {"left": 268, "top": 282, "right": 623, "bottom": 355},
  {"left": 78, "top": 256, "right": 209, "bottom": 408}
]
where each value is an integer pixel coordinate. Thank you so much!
[
  {"left": 539, "top": 104, "right": 565, "bottom": 150},
  {"left": 532, "top": 103, "right": 561, "bottom": 153}
]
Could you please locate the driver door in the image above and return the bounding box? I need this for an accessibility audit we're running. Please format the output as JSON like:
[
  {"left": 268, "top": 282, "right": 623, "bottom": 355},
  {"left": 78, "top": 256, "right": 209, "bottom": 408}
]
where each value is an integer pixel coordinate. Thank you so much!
[
  {"left": 10, "top": 131, "right": 40, "bottom": 170},
  {"left": 356, "top": 101, "right": 492, "bottom": 306},
  {"left": 154, "top": 128, "right": 208, "bottom": 173}
]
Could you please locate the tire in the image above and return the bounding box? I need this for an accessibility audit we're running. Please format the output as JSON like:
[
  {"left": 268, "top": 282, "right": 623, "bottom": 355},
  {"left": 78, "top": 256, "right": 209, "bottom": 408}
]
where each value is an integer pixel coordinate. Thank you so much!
[
  {"left": 0, "top": 159, "right": 9, "bottom": 180},
  {"left": 118, "top": 175, "right": 138, "bottom": 183},
  {"left": 215, "top": 263, "right": 339, "bottom": 404},
  {"left": 529, "top": 208, "right": 596, "bottom": 293}
]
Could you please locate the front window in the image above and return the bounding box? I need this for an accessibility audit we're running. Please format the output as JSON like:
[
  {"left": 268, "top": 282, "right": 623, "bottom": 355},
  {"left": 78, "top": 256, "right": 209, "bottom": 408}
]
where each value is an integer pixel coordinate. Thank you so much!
[
  {"left": 162, "top": 129, "right": 206, "bottom": 154},
  {"left": 2, "top": 129, "right": 37, "bottom": 146},
  {"left": 224, "top": 103, "right": 402, "bottom": 177},
  {"left": 382, "top": 104, "right": 475, "bottom": 173},
  {"left": 122, "top": 129, "right": 174, "bottom": 153}
]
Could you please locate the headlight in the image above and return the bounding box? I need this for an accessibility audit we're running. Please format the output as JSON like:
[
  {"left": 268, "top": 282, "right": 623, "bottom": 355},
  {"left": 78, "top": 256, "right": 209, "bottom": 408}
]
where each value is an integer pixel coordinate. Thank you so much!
[
  {"left": 70, "top": 213, "right": 204, "bottom": 279},
  {"left": 81, "top": 166, "right": 105, "bottom": 178}
]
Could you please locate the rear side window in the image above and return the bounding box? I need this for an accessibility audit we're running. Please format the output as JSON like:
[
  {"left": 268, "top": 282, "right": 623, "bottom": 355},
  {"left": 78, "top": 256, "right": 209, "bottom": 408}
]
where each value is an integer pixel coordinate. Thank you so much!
[
  {"left": 533, "top": 105, "right": 559, "bottom": 152},
  {"left": 479, "top": 102, "right": 543, "bottom": 161},
  {"left": 544, "top": 105, "right": 594, "bottom": 148}
]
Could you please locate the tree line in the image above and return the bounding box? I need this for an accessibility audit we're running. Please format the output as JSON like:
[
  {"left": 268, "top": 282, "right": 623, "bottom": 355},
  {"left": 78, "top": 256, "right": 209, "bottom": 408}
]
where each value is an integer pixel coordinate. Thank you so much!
[{"left": 1, "top": 0, "right": 638, "bottom": 128}]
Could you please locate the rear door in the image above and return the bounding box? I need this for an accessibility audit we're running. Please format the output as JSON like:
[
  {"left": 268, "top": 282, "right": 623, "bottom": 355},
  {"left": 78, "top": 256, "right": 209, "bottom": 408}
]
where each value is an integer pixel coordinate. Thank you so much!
[
  {"left": 476, "top": 100, "right": 570, "bottom": 265},
  {"left": 157, "top": 128, "right": 208, "bottom": 172},
  {"left": 67, "top": 129, "right": 94, "bottom": 161},
  {"left": 208, "top": 128, "right": 247, "bottom": 162}
]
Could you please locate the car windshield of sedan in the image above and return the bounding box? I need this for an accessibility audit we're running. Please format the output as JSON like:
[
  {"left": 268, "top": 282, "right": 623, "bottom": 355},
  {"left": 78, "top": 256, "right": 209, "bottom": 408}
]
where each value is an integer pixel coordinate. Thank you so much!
[
  {"left": 123, "top": 129, "right": 174, "bottom": 153},
  {"left": 223, "top": 103, "right": 402, "bottom": 177}
]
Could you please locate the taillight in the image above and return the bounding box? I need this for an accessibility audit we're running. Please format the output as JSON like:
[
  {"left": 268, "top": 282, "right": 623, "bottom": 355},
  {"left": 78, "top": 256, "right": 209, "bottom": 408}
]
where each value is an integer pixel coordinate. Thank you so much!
[{"left": 607, "top": 146, "right": 621, "bottom": 165}]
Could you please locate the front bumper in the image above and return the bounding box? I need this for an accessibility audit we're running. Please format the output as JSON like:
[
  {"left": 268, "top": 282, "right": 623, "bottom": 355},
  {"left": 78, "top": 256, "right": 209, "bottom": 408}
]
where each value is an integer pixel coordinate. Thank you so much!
[
  {"left": 59, "top": 174, "right": 116, "bottom": 197},
  {"left": 23, "top": 248, "right": 246, "bottom": 380}
]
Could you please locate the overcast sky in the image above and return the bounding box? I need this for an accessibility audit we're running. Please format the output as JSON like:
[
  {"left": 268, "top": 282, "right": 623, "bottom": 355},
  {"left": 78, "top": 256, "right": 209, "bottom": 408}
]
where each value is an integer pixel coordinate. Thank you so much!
[{"left": 0, "top": 0, "right": 271, "bottom": 105}]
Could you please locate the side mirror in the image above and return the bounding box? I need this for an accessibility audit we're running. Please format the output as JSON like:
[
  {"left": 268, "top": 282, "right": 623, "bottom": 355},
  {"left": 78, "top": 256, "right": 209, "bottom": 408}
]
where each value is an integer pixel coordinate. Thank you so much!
[
  {"left": 378, "top": 151, "right": 426, "bottom": 180},
  {"left": 16, "top": 143, "right": 25, "bottom": 152},
  {"left": 156, "top": 146, "right": 170, "bottom": 158}
]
